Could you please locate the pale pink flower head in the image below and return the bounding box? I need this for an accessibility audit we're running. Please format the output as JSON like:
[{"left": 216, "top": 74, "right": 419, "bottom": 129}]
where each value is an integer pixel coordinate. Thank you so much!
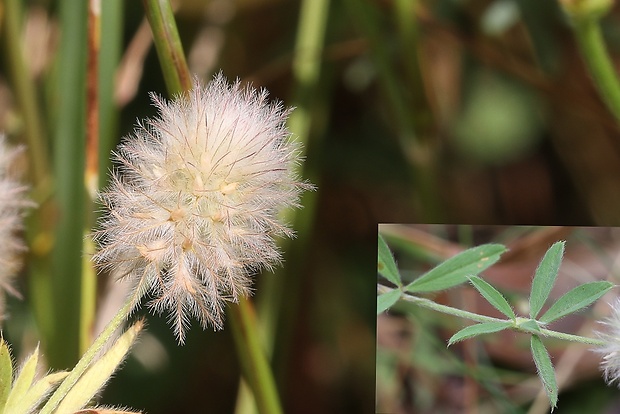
[
  {"left": 93, "top": 73, "right": 310, "bottom": 343},
  {"left": 0, "top": 136, "right": 30, "bottom": 314}
]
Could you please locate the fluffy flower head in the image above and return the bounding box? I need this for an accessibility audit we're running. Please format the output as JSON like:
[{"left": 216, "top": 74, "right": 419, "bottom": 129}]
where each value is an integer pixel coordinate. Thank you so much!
[
  {"left": 0, "top": 136, "right": 30, "bottom": 314},
  {"left": 94, "top": 73, "right": 309, "bottom": 342},
  {"left": 596, "top": 299, "right": 620, "bottom": 386}
]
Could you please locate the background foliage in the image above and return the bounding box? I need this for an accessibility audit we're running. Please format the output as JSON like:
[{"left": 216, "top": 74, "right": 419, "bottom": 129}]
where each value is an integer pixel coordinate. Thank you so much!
[{"left": 3, "top": 0, "right": 620, "bottom": 412}]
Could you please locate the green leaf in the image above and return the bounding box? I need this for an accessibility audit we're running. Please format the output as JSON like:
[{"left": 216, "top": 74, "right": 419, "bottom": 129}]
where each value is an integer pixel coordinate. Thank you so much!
[
  {"left": 448, "top": 321, "right": 512, "bottom": 346},
  {"left": 54, "top": 320, "right": 143, "bottom": 413},
  {"left": 468, "top": 275, "right": 516, "bottom": 320},
  {"left": 530, "top": 335, "right": 558, "bottom": 409},
  {"left": 14, "top": 371, "right": 68, "bottom": 413},
  {"left": 4, "top": 345, "right": 39, "bottom": 412},
  {"left": 0, "top": 338, "right": 12, "bottom": 413},
  {"left": 517, "top": 318, "right": 541, "bottom": 334},
  {"left": 377, "top": 289, "right": 401, "bottom": 314},
  {"left": 406, "top": 243, "right": 507, "bottom": 293},
  {"left": 530, "top": 241, "right": 565, "bottom": 319},
  {"left": 539, "top": 281, "right": 614, "bottom": 324},
  {"left": 378, "top": 235, "right": 401, "bottom": 286}
]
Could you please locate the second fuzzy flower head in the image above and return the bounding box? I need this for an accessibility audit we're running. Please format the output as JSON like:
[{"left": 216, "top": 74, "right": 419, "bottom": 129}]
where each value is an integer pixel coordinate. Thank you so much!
[{"left": 94, "top": 73, "right": 311, "bottom": 343}]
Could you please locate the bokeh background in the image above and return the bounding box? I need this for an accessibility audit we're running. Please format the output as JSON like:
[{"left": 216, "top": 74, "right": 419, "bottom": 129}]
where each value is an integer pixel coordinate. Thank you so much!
[{"left": 2, "top": 0, "right": 620, "bottom": 413}]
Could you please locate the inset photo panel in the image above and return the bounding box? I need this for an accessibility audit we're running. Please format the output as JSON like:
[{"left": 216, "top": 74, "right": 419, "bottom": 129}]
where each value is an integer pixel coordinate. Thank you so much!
[{"left": 377, "top": 224, "right": 620, "bottom": 413}]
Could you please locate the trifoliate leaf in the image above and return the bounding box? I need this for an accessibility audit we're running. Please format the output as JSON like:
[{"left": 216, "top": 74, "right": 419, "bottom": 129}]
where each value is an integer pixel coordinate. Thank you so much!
[
  {"left": 531, "top": 335, "right": 558, "bottom": 409},
  {"left": 530, "top": 241, "right": 565, "bottom": 319},
  {"left": 468, "top": 275, "right": 516, "bottom": 320},
  {"left": 406, "top": 244, "right": 507, "bottom": 293},
  {"left": 378, "top": 235, "right": 401, "bottom": 286},
  {"left": 539, "top": 281, "right": 614, "bottom": 324},
  {"left": 448, "top": 321, "right": 512, "bottom": 346},
  {"left": 377, "top": 289, "right": 401, "bottom": 314}
]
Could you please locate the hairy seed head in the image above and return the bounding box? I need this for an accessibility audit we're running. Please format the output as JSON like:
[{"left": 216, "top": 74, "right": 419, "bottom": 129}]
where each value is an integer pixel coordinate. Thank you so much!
[
  {"left": 596, "top": 300, "right": 620, "bottom": 386},
  {"left": 93, "top": 73, "right": 311, "bottom": 343},
  {"left": 0, "top": 136, "right": 30, "bottom": 316}
]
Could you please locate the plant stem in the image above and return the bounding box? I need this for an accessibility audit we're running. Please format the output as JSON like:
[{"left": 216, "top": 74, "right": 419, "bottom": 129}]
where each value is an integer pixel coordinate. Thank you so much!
[
  {"left": 249, "top": 0, "right": 331, "bottom": 411},
  {"left": 229, "top": 298, "right": 283, "bottom": 414},
  {"left": 571, "top": 15, "right": 620, "bottom": 123},
  {"left": 379, "top": 285, "right": 606, "bottom": 347},
  {"left": 49, "top": 0, "right": 88, "bottom": 370},
  {"left": 142, "top": 0, "right": 191, "bottom": 95},
  {"left": 40, "top": 294, "right": 136, "bottom": 414},
  {"left": 3, "top": 0, "right": 50, "bottom": 186}
]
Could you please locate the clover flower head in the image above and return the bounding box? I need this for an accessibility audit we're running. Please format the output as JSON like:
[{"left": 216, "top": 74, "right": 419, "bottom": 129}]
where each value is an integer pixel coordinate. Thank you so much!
[
  {"left": 0, "top": 135, "right": 30, "bottom": 314},
  {"left": 595, "top": 299, "right": 620, "bottom": 386},
  {"left": 93, "top": 73, "right": 311, "bottom": 343}
]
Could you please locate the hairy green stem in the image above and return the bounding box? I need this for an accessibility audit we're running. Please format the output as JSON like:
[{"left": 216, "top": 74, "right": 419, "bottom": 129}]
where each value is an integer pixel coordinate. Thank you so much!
[
  {"left": 229, "top": 298, "right": 283, "bottom": 414},
  {"left": 40, "top": 294, "right": 136, "bottom": 414},
  {"left": 379, "top": 285, "right": 606, "bottom": 347}
]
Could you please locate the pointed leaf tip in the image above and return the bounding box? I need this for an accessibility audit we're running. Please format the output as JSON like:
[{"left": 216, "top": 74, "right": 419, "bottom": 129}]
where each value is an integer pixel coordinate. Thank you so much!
[
  {"left": 378, "top": 235, "right": 401, "bottom": 286},
  {"left": 377, "top": 289, "right": 401, "bottom": 314},
  {"left": 539, "top": 281, "right": 613, "bottom": 324},
  {"left": 448, "top": 321, "right": 512, "bottom": 346},
  {"left": 0, "top": 337, "right": 12, "bottom": 413},
  {"left": 4, "top": 344, "right": 40, "bottom": 412},
  {"left": 531, "top": 335, "right": 558, "bottom": 409},
  {"left": 468, "top": 275, "right": 516, "bottom": 320},
  {"left": 406, "top": 243, "right": 507, "bottom": 293},
  {"left": 530, "top": 241, "right": 565, "bottom": 319}
]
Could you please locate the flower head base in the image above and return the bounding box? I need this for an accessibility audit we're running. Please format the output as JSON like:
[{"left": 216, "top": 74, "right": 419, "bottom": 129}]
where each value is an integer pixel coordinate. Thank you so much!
[
  {"left": 94, "top": 73, "right": 310, "bottom": 343},
  {"left": 0, "top": 136, "right": 30, "bottom": 315},
  {"left": 596, "top": 300, "right": 620, "bottom": 386}
]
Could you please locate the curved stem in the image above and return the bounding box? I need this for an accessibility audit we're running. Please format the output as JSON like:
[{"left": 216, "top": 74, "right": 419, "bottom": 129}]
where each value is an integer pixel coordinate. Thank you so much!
[
  {"left": 229, "top": 298, "right": 283, "bottom": 414},
  {"left": 142, "top": 0, "right": 191, "bottom": 95},
  {"left": 379, "top": 285, "right": 606, "bottom": 347},
  {"left": 571, "top": 16, "right": 620, "bottom": 123}
]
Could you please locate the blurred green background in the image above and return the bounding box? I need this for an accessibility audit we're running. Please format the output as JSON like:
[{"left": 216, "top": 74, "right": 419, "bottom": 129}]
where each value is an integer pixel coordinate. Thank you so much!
[{"left": 2, "top": 0, "right": 620, "bottom": 412}]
